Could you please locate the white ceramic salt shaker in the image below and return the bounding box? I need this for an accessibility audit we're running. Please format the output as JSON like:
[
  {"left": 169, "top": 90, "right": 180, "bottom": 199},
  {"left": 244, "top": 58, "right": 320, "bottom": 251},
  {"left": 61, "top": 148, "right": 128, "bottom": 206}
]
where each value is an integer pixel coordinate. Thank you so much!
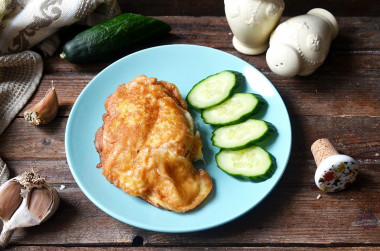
[
  {"left": 224, "top": 0, "right": 284, "bottom": 55},
  {"left": 266, "top": 8, "right": 338, "bottom": 77}
]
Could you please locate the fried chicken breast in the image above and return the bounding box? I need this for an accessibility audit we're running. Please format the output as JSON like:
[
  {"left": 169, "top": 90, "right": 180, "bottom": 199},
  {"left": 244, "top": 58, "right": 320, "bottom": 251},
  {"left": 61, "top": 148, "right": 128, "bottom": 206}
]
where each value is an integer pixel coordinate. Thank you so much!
[{"left": 95, "top": 75, "right": 212, "bottom": 212}]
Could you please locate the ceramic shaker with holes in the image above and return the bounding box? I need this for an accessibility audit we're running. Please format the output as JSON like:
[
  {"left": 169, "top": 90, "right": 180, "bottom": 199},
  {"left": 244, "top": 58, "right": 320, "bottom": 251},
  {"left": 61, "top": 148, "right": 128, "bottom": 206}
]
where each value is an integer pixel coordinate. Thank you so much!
[
  {"left": 224, "top": 0, "right": 285, "bottom": 55},
  {"left": 266, "top": 8, "right": 338, "bottom": 77}
]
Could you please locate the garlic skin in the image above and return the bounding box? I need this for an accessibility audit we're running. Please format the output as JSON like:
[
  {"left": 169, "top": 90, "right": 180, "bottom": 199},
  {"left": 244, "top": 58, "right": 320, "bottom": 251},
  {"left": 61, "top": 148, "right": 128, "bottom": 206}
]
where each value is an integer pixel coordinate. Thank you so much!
[
  {"left": 0, "top": 171, "right": 60, "bottom": 247},
  {"left": 24, "top": 84, "right": 59, "bottom": 126}
]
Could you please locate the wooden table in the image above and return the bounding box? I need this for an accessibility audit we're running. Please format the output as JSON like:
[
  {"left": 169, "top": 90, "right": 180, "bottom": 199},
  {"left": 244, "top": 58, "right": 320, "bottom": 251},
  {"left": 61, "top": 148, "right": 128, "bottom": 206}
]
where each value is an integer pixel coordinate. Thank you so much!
[{"left": 0, "top": 1, "right": 379, "bottom": 249}]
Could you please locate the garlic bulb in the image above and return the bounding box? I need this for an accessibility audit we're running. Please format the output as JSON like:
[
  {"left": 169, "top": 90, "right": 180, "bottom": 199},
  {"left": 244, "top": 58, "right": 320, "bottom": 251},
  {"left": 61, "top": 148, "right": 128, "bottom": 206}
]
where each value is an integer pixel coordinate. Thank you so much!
[
  {"left": 24, "top": 83, "right": 59, "bottom": 125},
  {"left": 0, "top": 171, "right": 60, "bottom": 247}
]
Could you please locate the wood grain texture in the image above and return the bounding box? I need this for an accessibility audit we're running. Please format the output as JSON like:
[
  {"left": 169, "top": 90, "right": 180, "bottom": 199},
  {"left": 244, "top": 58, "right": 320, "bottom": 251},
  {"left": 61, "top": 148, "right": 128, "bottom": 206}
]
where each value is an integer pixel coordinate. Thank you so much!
[
  {"left": 0, "top": 8, "right": 379, "bottom": 249},
  {"left": 1, "top": 115, "right": 379, "bottom": 161},
  {"left": 46, "top": 16, "right": 380, "bottom": 74},
  {"left": 8, "top": 247, "right": 380, "bottom": 250},
  {"left": 22, "top": 57, "right": 380, "bottom": 118},
  {"left": 117, "top": 0, "right": 380, "bottom": 17},
  {"left": 3, "top": 161, "right": 379, "bottom": 246},
  {"left": 23, "top": 17, "right": 380, "bottom": 118}
]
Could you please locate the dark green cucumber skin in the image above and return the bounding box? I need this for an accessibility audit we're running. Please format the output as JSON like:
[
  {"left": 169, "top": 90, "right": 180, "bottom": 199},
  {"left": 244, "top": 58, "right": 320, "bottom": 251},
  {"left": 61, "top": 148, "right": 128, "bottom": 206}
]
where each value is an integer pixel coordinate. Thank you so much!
[
  {"left": 186, "top": 70, "right": 243, "bottom": 110},
  {"left": 248, "top": 94, "right": 267, "bottom": 117},
  {"left": 211, "top": 120, "right": 276, "bottom": 150},
  {"left": 201, "top": 93, "right": 266, "bottom": 126},
  {"left": 61, "top": 13, "right": 171, "bottom": 63},
  {"left": 215, "top": 150, "right": 276, "bottom": 182}
]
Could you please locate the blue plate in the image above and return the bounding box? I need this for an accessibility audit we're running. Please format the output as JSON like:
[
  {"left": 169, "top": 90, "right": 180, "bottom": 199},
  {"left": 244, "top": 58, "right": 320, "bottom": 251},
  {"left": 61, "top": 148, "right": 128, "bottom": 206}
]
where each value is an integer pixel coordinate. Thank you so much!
[{"left": 65, "top": 44, "right": 292, "bottom": 233}]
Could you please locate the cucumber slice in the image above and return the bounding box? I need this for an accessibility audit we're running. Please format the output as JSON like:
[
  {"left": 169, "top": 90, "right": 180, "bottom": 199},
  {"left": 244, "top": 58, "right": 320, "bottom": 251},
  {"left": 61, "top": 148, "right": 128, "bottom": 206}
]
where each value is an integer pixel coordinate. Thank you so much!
[
  {"left": 216, "top": 146, "right": 275, "bottom": 181},
  {"left": 212, "top": 119, "right": 274, "bottom": 150},
  {"left": 186, "top": 70, "right": 241, "bottom": 109},
  {"left": 201, "top": 93, "right": 263, "bottom": 125}
]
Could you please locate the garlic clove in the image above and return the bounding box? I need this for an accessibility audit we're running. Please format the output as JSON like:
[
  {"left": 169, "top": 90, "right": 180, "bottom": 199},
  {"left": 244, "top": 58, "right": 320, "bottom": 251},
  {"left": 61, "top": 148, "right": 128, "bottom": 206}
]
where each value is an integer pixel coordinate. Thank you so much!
[
  {"left": 0, "top": 171, "right": 60, "bottom": 247},
  {"left": 0, "top": 181, "right": 23, "bottom": 222},
  {"left": 29, "top": 188, "right": 53, "bottom": 220},
  {"left": 30, "top": 185, "right": 59, "bottom": 224},
  {"left": 24, "top": 83, "right": 59, "bottom": 126}
]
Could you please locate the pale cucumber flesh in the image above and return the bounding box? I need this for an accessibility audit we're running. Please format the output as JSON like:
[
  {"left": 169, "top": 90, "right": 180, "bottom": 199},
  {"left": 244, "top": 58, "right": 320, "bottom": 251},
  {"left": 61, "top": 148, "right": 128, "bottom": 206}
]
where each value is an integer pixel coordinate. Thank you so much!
[
  {"left": 186, "top": 71, "right": 240, "bottom": 109},
  {"left": 202, "top": 93, "right": 260, "bottom": 125},
  {"left": 216, "top": 146, "right": 274, "bottom": 181},
  {"left": 212, "top": 119, "right": 271, "bottom": 150}
]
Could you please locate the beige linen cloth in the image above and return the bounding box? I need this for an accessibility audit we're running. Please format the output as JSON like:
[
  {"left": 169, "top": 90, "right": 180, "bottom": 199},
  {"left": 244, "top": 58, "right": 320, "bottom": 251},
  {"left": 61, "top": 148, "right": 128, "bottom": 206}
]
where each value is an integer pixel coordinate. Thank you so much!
[{"left": 0, "top": 0, "right": 121, "bottom": 185}]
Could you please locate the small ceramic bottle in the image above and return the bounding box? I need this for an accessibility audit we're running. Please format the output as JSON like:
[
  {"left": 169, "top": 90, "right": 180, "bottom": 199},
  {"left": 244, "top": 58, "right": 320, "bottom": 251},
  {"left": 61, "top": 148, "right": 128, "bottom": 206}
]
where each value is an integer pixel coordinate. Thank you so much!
[
  {"left": 224, "top": 0, "right": 285, "bottom": 55},
  {"left": 266, "top": 8, "right": 338, "bottom": 77}
]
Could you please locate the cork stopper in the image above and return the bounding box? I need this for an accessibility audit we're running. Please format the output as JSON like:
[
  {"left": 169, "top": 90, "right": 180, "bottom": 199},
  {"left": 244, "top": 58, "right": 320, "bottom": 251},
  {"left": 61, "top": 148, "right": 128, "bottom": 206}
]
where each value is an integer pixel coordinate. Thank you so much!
[{"left": 311, "top": 138, "right": 339, "bottom": 166}]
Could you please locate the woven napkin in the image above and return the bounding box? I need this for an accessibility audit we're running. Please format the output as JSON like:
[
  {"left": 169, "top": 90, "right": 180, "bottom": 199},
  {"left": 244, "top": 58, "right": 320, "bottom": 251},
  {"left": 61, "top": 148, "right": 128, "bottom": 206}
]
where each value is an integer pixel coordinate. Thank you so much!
[{"left": 0, "top": 0, "right": 121, "bottom": 185}]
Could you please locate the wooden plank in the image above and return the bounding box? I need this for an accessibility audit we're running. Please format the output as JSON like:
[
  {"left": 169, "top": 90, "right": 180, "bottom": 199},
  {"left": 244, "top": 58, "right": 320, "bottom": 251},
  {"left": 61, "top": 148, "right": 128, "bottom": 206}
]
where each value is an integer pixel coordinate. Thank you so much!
[
  {"left": 290, "top": 116, "right": 380, "bottom": 163},
  {"left": 4, "top": 161, "right": 379, "bottom": 246},
  {"left": 47, "top": 16, "right": 380, "bottom": 75},
  {"left": 117, "top": 0, "right": 380, "bottom": 17},
  {"left": 5, "top": 160, "right": 72, "bottom": 183},
  {"left": 25, "top": 16, "right": 378, "bottom": 120},
  {"left": 0, "top": 118, "right": 67, "bottom": 159},
  {"left": 7, "top": 247, "right": 380, "bottom": 250},
  {"left": 161, "top": 16, "right": 380, "bottom": 52},
  {"left": 25, "top": 52, "right": 380, "bottom": 118},
  {"left": 1, "top": 116, "right": 379, "bottom": 161},
  {"left": 1, "top": 120, "right": 378, "bottom": 245},
  {"left": 158, "top": 16, "right": 380, "bottom": 52},
  {"left": 1, "top": 13, "right": 379, "bottom": 248},
  {"left": 3, "top": 149, "right": 379, "bottom": 185}
]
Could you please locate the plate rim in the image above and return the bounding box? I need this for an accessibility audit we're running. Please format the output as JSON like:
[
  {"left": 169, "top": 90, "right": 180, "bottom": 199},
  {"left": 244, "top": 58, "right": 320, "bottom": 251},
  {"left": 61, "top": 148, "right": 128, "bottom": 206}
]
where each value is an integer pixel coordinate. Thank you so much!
[{"left": 65, "top": 44, "right": 292, "bottom": 233}]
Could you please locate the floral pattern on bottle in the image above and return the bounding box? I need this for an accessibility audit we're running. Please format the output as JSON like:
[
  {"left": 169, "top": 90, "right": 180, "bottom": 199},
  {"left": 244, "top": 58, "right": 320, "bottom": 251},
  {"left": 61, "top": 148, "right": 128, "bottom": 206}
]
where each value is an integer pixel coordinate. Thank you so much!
[{"left": 317, "top": 161, "right": 359, "bottom": 192}]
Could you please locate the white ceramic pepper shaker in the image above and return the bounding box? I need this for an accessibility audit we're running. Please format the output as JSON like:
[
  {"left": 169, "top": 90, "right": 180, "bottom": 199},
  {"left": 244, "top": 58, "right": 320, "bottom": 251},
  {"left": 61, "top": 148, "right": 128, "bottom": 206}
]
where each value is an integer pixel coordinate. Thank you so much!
[
  {"left": 311, "top": 138, "right": 359, "bottom": 192},
  {"left": 224, "top": 0, "right": 285, "bottom": 55},
  {"left": 266, "top": 8, "right": 338, "bottom": 77}
]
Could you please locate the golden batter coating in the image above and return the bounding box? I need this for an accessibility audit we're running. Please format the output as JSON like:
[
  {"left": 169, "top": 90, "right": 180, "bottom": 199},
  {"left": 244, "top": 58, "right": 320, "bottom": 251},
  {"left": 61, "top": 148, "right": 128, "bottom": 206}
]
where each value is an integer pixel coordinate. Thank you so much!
[{"left": 95, "top": 75, "right": 212, "bottom": 212}]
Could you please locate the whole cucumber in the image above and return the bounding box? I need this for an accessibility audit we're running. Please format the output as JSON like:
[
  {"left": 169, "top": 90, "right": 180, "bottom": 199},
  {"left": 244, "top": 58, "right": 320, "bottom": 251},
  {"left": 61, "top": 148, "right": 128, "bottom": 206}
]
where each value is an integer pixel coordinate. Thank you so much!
[{"left": 60, "top": 13, "right": 171, "bottom": 63}]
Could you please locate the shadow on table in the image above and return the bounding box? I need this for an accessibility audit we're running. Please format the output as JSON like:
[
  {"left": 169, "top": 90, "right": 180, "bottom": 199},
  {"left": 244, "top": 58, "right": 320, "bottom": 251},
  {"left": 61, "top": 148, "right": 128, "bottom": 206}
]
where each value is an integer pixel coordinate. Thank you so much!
[
  {"left": 177, "top": 93, "right": 310, "bottom": 240},
  {"left": 9, "top": 196, "right": 78, "bottom": 245}
]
